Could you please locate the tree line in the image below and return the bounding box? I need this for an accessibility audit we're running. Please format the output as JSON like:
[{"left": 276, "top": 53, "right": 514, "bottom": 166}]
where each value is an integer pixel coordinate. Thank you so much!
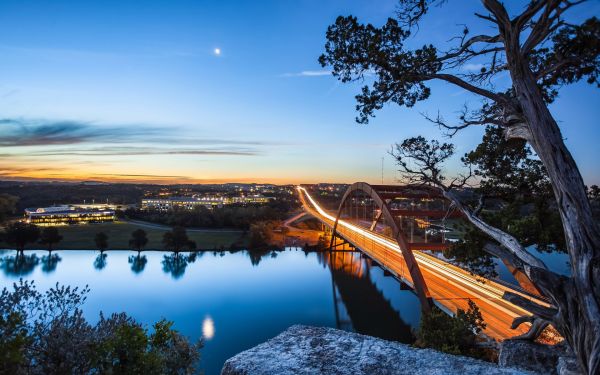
[{"left": 125, "top": 202, "right": 292, "bottom": 230}]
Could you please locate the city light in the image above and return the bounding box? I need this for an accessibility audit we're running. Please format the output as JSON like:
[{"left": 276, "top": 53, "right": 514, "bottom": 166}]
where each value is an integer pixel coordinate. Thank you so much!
[{"left": 297, "top": 186, "right": 552, "bottom": 328}]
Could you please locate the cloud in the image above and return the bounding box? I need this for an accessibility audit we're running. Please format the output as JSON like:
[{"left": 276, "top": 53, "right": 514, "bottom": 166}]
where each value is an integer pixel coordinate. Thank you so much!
[
  {"left": 461, "top": 63, "right": 485, "bottom": 72},
  {"left": 18, "top": 146, "right": 260, "bottom": 157},
  {"left": 0, "top": 118, "right": 166, "bottom": 147},
  {"left": 281, "top": 70, "right": 332, "bottom": 77},
  {"left": 95, "top": 173, "right": 192, "bottom": 179},
  {"left": 0, "top": 118, "right": 267, "bottom": 149}
]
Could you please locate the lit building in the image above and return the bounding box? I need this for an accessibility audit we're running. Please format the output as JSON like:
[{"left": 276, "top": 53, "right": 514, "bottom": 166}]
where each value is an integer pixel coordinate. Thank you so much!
[
  {"left": 24, "top": 205, "right": 115, "bottom": 225},
  {"left": 141, "top": 194, "right": 273, "bottom": 211}
]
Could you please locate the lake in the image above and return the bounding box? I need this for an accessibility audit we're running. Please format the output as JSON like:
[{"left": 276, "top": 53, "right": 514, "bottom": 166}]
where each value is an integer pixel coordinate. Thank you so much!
[{"left": 0, "top": 249, "right": 424, "bottom": 374}]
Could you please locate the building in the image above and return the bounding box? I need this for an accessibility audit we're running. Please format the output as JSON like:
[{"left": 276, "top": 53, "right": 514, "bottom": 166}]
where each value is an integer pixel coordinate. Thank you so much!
[
  {"left": 24, "top": 205, "right": 115, "bottom": 226},
  {"left": 141, "top": 194, "right": 273, "bottom": 211},
  {"left": 141, "top": 196, "right": 226, "bottom": 210}
]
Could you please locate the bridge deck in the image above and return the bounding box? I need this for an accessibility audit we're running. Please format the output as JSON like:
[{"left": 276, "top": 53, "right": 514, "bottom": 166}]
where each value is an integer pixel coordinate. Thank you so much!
[{"left": 298, "top": 187, "right": 551, "bottom": 341}]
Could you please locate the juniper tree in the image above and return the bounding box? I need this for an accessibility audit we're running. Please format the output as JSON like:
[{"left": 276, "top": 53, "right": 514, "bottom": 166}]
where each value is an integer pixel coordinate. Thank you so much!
[{"left": 320, "top": 1, "right": 600, "bottom": 373}]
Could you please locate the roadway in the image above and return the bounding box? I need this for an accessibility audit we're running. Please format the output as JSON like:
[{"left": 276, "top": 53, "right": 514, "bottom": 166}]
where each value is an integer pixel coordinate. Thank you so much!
[{"left": 297, "top": 186, "right": 552, "bottom": 341}]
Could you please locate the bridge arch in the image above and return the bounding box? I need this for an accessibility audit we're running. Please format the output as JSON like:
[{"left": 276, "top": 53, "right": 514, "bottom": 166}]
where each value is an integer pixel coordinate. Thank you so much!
[{"left": 330, "top": 182, "right": 448, "bottom": 313}]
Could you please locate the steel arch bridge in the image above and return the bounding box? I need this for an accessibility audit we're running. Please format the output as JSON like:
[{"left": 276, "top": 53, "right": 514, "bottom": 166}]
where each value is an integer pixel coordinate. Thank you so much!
[
  {"left": 297, "top": 183, "right": 553, "bottom": 340},
  {"left": 329, "top": 182, "right": 460, "bottom": 312}
]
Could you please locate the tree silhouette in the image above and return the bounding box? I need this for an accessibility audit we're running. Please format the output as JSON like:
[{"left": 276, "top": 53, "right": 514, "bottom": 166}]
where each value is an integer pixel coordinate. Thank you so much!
[
  {"left": 320, "top": 2, "right": 600, "bottom": 372},
  {"left": 0, "top": 253, "right": 40, "bottom": 276},
  {"left": 94, "top": 232, "right": 108, "bottom": 253},
  {"left": 39, "top": 227, "right": 63, "bottom": 252},
  {"left": 41, "top": 253, "right": 62, "bottom": 273},
  {"left": 0, "top": 194, "right": 18, "bottom": 223},
  {"left": 128, "top": 254, "right": 147, "bottom": 274},
  {"left": 3, "top": 222, "right": 40, "bottom": 252},
  {"left": 94, "top": 253, "right": 107, "bottom": 270},
  {"left": 162, "top": 226, "right": 192, "bottom": 253},
  {"left": 128, "top": 229, "right": 148, "bottom": 253}
]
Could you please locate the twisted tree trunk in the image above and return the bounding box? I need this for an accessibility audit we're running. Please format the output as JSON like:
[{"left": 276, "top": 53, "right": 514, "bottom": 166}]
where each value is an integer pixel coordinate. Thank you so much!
[{"left": 507, "top": 57, "right": 600, "bottom": 374}]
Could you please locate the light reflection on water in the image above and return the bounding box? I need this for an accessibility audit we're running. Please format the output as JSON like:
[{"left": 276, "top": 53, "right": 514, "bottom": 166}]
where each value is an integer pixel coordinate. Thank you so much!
[{"left": 0, "top": 249, "right": 422, "bottom": 375}]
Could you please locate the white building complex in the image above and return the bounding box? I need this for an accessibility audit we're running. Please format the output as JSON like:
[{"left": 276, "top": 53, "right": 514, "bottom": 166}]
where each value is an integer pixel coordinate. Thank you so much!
[
  {"left": 24, "top": 205, "right": 115, "bottom": 225},
  {"left": 141, "top": 195, "right": 272, "bottom": 211}
]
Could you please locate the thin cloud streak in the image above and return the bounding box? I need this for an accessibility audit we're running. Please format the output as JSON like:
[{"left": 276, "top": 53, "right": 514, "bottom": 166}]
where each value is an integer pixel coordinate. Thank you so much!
[
  {"left": 0, "top": 118, "right": 270, "bottom": 148},
  {"left": 280, "top": 70, "right": 332, "bottom": 77},
  {"left": 24, "top": 148, "right": 260, "bottom": 157}
]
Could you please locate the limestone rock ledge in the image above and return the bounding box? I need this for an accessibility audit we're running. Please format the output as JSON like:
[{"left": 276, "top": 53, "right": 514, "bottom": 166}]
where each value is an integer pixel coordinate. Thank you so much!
[{"left": 220, "top": 325, "right": 534, "bottom": 375}]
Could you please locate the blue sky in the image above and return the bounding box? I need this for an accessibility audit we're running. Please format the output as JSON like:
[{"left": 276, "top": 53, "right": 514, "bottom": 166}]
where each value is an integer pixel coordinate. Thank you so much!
[{"left": 0, "top": 0, "right": 598, "bottom": 184}]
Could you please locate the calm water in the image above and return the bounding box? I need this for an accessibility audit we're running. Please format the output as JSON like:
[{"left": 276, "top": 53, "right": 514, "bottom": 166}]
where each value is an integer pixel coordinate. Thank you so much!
[{"left": 0, "top": 249, "right": 423, "bottom": 374}]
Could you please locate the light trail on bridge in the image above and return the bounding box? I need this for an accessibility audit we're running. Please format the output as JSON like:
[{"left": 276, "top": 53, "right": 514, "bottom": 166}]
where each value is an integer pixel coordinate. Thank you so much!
[{"left": 297, "top": 186, "right": 552, "bottom": 341}]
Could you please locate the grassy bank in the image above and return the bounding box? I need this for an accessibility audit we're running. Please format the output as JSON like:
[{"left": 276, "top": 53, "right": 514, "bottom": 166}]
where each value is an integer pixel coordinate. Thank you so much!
[{"left": 1, "top": 221, "right": 249, "bottom": 250}]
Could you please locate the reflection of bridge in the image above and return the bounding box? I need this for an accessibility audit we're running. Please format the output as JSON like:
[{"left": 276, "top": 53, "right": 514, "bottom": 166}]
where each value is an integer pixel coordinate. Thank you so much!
[
  {"left": 298, "top": 184, "right": 550, "bottom": 341},
  {"left": 321, "top": 250, "right": 415, "bottom": 343}
]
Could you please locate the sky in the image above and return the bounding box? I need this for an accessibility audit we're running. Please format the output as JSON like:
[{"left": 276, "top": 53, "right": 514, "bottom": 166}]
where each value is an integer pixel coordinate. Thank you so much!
[{"left": 0, "top": 0, "right": 598, "bottom": 185}]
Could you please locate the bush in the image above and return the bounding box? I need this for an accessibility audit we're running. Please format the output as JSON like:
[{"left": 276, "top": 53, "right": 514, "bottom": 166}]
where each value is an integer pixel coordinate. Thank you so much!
[
  {"left": 415, "top": 300, "right": 486, "bottom": 357},
  {"left": 0, "top": 280, "right": 202, "bottom": 374}
]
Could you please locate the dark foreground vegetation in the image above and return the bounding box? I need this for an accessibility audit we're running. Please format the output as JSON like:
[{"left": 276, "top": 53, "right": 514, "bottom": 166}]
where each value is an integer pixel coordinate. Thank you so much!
[
  {"left": 0, "top": 280, "right": 202, "bottom": 374},
  {"left": 415, "top": 300, "right": 488, "bottom": 359}
]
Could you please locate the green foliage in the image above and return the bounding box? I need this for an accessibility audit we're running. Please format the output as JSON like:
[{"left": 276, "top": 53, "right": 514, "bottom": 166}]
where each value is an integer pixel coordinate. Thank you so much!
[
  {"left": 318, "top": 15, "right": 438, "bottom": 124},
  {"left": 162, "top": 226, "right": 195, "bottom": 252},
  {"left": 129, "top": 228, "right": 148, "bottom": 251},
  {"left": 38, "top": 227, "right": 63, "bottom": 251},
  {"left": 3, "top": 222, "right": 40, "bottom": 251},
  {"left": 415, "top": 300, "right": 486, "bottom": 357},
  {"left": 0, "top": 311, "right": 30, "bottom": 373},
  {"left": 0, "top": 280, "right": 201, "bottom": 374},
  {"left": 248, "top": 221, "right": 273, "bottom": 250},
  {"left": 94, "top": 232, "right": 108, "bottom": 251}
]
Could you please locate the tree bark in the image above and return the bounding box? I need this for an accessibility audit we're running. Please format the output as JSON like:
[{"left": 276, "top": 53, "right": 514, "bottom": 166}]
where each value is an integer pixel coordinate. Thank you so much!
[{"left": 506, "top": 44, "right": 600, "bottom": 375}]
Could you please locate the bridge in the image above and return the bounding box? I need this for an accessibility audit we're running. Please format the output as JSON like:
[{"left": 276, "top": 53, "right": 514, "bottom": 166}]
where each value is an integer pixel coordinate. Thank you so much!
[{"left": 297, "top": 183, "right": 551, "bottom": 341}]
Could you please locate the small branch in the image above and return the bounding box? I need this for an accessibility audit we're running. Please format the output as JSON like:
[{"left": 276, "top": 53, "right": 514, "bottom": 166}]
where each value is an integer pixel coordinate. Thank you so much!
[
  {"left": 503, "top": 291, "right": 558, "bottom": 320},
  {"left": 511, "top": 314, "right": 551, "bottom": 340},
  {"left": 473, "top": 195, "right": 486, "bottom": 216},
  {"left": 429, "top": 73, "right": 509, "bottom": 105},
  {"left": 443, "top": 189, "right": 548, "bottom": 271}
]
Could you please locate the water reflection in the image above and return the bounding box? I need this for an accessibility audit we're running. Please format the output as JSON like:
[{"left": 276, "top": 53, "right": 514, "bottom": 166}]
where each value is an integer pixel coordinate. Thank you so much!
[
  {"left": 0, "top": 253, "right": 40, "bottom": 276},
  {"left": 247, "top": 249, "right": 276, "bottom": 266},
  {"left": 202, "top": 315, "right": 215, "bottom": 340},
  {"left": 0, "top": 248, "right": 422, "bottom": 375},
  {"left": 128, "top": 254, "right": 148, "bottom": 274},
  {"left": 41, "top": 253, "right": 62, "bottom": 273},
  {"left": 162, "top": 252, "right": 193, "bottom": 279},
  {"left": 94, "top": 253, "right": 108, "bottom": 270},
  {"left": 319, "top": 251, "right": 415, "bottom": 343}
]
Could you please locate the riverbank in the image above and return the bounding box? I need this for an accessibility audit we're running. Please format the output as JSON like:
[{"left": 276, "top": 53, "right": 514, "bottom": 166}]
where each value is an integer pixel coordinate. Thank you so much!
[{"left": 0, "top": 220, "right": 248, "bottom": 250}]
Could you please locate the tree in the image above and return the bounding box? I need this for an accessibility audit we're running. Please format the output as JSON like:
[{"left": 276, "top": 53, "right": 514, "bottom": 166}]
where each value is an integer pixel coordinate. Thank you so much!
[
  {"left": 129, "top": 229, "right": 148, "bottom": 253},
  {"left": 0, "top": 194, "right": 18, "bottom": 223},
  {"left": 38, "top": 227, "right": 63, "bottom": 252},
  {"left": 249, "top": 221, "right": 273, "bottom": 250},
  {"left": 3, "top": 222, "right": 40, "bottom": 252},
  {"left": 319, "top": 2, "right": 600, "bottom": 372},
  {"left": 0, "top": 280, "right": 201, "bottom": 374},
  {"left": 162, "top": 226, "right": 191, "bottom": 253},
  {"left": 94, "top": 232, "right": 108, "bottom": 252},
  {"left": 416, "top": 300, "right": 486, "bottom": 357}
]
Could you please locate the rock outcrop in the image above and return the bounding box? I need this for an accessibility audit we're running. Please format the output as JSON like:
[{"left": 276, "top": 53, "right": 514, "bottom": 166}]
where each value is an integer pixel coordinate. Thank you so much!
[
  {"left": 499, "top": 340, "right": 580, "bottom": 375},
  {"left": 221, "top": 325, "right": 534, "bottom": 375}
]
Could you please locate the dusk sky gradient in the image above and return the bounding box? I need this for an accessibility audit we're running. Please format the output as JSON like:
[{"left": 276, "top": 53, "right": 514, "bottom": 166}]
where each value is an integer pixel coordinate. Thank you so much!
[{"left": 1, "top": 0, "right": 599, "bottom": 185}]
